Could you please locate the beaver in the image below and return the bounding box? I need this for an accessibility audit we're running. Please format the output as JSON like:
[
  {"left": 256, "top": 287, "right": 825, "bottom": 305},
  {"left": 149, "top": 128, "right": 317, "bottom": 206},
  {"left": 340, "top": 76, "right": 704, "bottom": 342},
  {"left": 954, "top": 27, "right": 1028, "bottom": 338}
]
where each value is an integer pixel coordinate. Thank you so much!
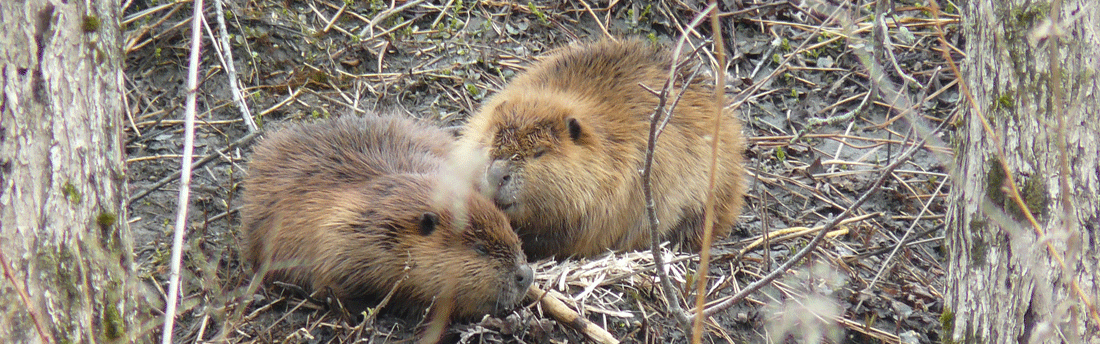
[
  {"left": 461, "top": 38, "right": 746, "bottom": 260},
  {"left": 241, "top": 114, "right": 533, "bottom": 319}
]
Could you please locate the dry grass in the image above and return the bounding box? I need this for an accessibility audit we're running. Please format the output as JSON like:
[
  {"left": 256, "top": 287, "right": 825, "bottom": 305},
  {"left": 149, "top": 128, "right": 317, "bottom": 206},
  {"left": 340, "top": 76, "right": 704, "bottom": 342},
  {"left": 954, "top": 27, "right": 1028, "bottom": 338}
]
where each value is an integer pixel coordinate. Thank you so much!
[{"left": 122, "top": 0, "right": 960, "bottom": 342}]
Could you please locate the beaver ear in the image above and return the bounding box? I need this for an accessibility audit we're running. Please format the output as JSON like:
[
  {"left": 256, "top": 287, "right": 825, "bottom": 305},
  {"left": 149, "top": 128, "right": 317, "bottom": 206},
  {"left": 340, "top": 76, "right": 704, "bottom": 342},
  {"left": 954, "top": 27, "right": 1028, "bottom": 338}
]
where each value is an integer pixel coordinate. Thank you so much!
[
  {"left": 418, "top": 212, "right": 439, "bottom": 236},
  {"left": 567, "top": 117, "right": 584, "bottom": 142}
]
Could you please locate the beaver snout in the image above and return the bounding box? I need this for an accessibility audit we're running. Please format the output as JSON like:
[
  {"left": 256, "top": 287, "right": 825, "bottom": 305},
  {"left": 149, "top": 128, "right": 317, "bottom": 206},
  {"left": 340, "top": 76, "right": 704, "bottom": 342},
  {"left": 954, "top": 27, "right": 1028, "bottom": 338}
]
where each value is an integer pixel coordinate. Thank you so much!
[
  {"left": 515, "top": 263, "right": 534, "bottom": 289},
  {"left": 487, "top": 159, "right": 511, "bottom": 188},
  {"left": 487, "top": 159, "right": 518, "bottom": 209}
]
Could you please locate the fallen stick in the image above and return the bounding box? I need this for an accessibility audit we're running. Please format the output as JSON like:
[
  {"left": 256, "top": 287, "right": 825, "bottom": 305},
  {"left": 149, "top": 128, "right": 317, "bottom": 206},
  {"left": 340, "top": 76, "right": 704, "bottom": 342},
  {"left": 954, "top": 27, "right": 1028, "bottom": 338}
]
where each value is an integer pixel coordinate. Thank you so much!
[{"left": 527, "top": 285, "right": 619, "bottom": 344}]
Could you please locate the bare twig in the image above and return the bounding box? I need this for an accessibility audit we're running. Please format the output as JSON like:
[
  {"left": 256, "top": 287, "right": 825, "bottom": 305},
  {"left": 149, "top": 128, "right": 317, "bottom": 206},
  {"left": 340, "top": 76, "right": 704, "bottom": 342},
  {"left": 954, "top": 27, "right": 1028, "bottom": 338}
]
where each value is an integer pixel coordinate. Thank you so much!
[
  {"left": 643, "top": 3, "right": 716, "bottom": 330},
  {"left": 371, "top": 284, "right": 407, "bottom": 322},
  {"left": 1045, "top": 0, "right": 1073, "bottom": 236},
  {"left": 357, "top": 0, "right": 426, "bottom": 37},
  {"left": 211, "top": 0, "right": 257, "bottom": 132},
  {"left": 791, "top": 90, "right": 871, "bottom": 144},
  {"left": 738, "top": 214, "right": 876, "bottom": 258},
  {"left": 578, "top": 0, "right": 614, "bottom": 40},
  {"left": 419, "top": 281, "right": 451, "bottom": 344},
  {"left": 874, "top": 6, "right": 921, "bottom": 88},
  {"left": 161, "top": 0, "right": 204, "bottom": 342},
  {"left": 0, "top": 252, "right": 53, "bottom": 343},
  {"left": 1040, "top": 2, "right": 1081, "bottom": 319},
  {"left": 690, "top": 1, "right": 726, "bottom": 342}
]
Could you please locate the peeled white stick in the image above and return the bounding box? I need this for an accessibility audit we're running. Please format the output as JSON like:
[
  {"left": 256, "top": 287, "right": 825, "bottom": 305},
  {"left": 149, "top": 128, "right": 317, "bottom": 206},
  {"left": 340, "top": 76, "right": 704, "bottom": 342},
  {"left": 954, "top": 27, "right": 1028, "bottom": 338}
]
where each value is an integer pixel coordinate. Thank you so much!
[
  {"left": 528, "top": 285, "right": 619, "bottom": 344},
  {"left": 161, "top": 0, "right": 204, "bottom": 342}
]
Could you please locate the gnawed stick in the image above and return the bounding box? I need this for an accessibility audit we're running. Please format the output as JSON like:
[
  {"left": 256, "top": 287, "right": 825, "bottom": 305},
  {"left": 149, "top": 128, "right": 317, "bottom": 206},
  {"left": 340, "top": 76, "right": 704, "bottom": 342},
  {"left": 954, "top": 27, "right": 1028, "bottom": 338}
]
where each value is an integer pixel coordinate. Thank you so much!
[{"left": 527, "top": 285, "right": 619, "bottom": 344}]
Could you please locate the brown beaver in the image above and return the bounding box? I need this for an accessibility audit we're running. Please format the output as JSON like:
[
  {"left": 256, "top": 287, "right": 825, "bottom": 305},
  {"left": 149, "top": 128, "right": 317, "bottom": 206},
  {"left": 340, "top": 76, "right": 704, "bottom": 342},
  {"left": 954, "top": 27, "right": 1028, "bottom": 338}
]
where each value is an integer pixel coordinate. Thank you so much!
[
  {"left": 461, "top": 38, "right": 746, "bottom": 260},
  {"left": 241, "top": 114, "right": 533, "bottom": 319}
]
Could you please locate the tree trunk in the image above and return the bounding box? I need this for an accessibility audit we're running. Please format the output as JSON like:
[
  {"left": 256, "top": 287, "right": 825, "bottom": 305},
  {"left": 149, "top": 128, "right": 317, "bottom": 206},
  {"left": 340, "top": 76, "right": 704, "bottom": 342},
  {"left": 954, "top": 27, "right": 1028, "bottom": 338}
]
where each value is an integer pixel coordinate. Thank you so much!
[
  {"left": 0, "top": 0, "right": 143, "bottom": 343},
  {"left": 947, "top": 0, "right": 1099, "bottom": 342}
]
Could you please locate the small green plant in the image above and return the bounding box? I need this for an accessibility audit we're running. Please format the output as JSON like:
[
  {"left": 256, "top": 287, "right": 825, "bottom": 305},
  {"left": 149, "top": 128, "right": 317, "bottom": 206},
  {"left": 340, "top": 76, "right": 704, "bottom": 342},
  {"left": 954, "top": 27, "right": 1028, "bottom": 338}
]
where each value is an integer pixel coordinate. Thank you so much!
[
  {"left": 944, "top": 2, "right": 958, "bottom": 14},
  {"left": 368, "top": 0, "right": 385, "bottom": 11},
  {"left": 466, "top": 84, "right": 482, "bottom": 99},
  {"left": 626, "top": 4, "right": 653, "bottom": 32},
  {"left": 398, "top": 24, "right": 414, "bottom": 38},
  {"left": 528, "top": 3, "right": 549, "bottom": 25},
  {"left": 639, "top": 4, "right": 652, "bottom": 19},
  {"left": 927, "top": 176, "right": 940, "bottom": 190}
]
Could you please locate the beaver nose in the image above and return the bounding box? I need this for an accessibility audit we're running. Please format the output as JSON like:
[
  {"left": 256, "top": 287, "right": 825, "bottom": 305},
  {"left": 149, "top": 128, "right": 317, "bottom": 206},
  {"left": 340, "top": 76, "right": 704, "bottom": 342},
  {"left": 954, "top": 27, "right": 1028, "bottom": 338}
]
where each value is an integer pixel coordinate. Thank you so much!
[
  {"left": 487, "top": 159, "right": 511, "bottom": 188},
  {"left": 515, "top": 264, "right": 534, "bottom": 289}
]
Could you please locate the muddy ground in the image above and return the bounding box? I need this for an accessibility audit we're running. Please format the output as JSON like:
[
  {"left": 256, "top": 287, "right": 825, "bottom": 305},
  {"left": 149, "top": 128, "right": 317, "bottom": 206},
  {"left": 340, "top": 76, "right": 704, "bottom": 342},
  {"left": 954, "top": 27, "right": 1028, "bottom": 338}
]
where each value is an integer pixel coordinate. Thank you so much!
[{"left": 123, "top": 0, "right": 957, "bottom": 342}]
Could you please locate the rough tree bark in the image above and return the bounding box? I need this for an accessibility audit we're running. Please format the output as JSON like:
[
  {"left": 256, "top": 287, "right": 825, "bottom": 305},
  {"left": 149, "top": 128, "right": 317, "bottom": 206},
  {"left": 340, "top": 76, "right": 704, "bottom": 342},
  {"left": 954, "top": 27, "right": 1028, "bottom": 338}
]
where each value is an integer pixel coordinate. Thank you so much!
[
  {"left": 0, "top": 0, "right": 145, "bottom": 343},
  {"left": 947, "top": 0, "right": 1099, "bottom": 342}
]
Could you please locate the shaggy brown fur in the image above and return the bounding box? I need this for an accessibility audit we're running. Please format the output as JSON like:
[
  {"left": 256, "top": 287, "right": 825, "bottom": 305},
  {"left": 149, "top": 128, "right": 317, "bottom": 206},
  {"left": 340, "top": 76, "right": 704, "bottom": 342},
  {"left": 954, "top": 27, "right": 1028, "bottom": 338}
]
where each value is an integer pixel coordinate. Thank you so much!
[
  {"left": 462, "top": 38, "right": 746, "bottom": 259},
  {"left": 242, "top": 115, "right": 533, "bottom": 319}
]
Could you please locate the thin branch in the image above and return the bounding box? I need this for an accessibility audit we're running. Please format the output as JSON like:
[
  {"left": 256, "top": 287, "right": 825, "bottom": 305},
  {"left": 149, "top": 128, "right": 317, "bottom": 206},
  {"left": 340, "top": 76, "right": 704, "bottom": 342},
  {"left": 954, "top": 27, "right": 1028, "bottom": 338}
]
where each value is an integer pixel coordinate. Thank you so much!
[
  {"left": 357, "top": 0, "right": 426, "bottom": 37},
  {"left": 528, "top": 285, "right": 619, "bottom": 344},
  {"left": 0, "top": 251, "right": 53, "bottom": 343},
  {"left": 161, "top": 0, "right": 204, "bottom": 341},
  {"left": 643, "top": 3, "right": 716, "bottom": 330},
  {"left": 691, "top": 1, "right": 726, "bottom": 342},
  {"left": 1043, "top": 0, "right": 1077, "bottom": 263},
  {"left": 211, "top": 0, "right": 257, "bottom": 132},
  {"left": 578, "top": 0, "right": 614, "bottom": 41}
]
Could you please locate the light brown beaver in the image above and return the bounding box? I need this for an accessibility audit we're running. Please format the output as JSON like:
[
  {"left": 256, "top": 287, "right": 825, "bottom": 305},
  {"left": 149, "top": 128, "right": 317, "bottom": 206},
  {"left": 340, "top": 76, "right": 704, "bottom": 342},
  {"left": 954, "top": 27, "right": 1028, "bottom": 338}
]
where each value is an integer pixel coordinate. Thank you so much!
[
  {"left": 241, "top": 114, "right": 533, "bottom": 319},
  {"left": 461, "top": 38, "right": 746, "bottom": 260}
]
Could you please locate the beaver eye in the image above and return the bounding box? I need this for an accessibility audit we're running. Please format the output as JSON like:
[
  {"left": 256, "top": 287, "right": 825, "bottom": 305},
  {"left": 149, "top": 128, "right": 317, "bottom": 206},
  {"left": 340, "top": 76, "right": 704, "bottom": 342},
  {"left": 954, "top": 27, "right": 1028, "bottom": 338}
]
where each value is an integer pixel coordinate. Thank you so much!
[
  {"left": 473, "top": 243, "right": 489, "bottom": 256},
  {"left": 532, "top": 147, "right": 548, "bottom": 158}
]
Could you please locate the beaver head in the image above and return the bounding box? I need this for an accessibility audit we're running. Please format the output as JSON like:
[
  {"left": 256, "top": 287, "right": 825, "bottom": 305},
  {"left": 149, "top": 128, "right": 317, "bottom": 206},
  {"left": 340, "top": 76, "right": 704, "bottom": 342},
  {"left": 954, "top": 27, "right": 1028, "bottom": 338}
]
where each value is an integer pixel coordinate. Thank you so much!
[
  {"left": 309, "top": 173, "right": 533, "bottom": 318},
  {"left": 463, "top": 90, "right": 645, "bottom": 258}
]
